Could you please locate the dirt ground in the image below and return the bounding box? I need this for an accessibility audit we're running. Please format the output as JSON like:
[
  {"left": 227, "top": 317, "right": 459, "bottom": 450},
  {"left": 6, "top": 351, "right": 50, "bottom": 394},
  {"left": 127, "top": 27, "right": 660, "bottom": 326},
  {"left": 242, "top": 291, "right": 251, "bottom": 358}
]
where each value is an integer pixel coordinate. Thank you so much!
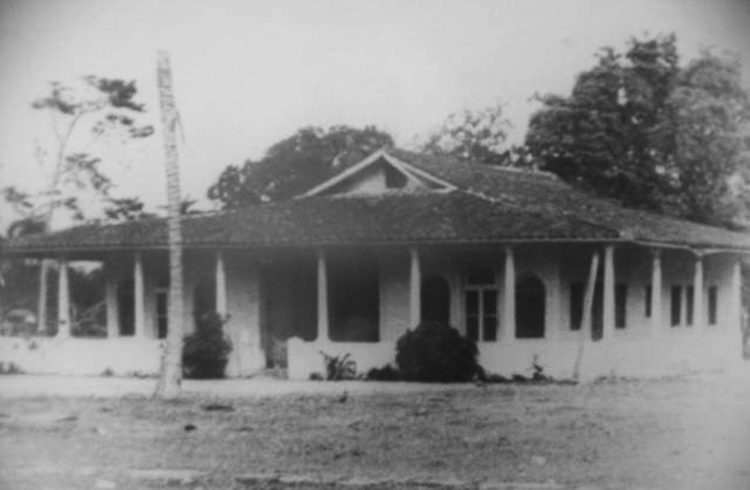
[{"left": 1, "top": 375, "right": 749, "bottom": 490}]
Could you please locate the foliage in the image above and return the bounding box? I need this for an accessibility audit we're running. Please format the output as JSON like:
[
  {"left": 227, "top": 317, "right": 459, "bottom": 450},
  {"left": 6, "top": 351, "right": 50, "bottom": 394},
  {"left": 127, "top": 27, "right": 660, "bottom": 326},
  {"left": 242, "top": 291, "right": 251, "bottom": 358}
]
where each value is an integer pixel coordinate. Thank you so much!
[
  {"left": 103, "top": 197, "right": 155, "bottom": 222},
  {"left": 366, "top": 364, "right": 402, "bottom": 381},
  {"left": 319, "top": 351, "right": 358, "bottom": 381},
  {"left": 395, "top": 322, "right": 480, "bottom": 382},
  {"left": 421, "top": 104, "right": 514, "bottom": 166},
  {"left": 182, "top": 312, "right": 233, "bottom": 379},
  {"left": 526, "top": 34, "right": 750, "bottom": 227},
  {"left": 208, "top": 125, "right": 394, "bottom": 208},
  {"left": 2, "top": 76, "right": 154, "bottom": 232}
]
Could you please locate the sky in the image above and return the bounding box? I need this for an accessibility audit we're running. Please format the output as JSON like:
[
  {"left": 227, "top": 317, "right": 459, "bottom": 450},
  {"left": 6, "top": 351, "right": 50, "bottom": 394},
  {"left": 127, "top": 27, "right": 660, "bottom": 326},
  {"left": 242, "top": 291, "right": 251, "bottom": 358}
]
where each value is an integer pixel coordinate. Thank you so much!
[{"left": 0, "top": 0, "right": 749, "bottom": 229}]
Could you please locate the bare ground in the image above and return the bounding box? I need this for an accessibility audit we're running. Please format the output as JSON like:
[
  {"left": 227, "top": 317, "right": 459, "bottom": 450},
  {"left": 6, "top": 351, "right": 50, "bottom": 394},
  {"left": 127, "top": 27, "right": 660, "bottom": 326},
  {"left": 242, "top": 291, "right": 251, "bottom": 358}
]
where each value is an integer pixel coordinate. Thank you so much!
[{"left": 1, "top": 375, "right": 749, "bottom": 490}]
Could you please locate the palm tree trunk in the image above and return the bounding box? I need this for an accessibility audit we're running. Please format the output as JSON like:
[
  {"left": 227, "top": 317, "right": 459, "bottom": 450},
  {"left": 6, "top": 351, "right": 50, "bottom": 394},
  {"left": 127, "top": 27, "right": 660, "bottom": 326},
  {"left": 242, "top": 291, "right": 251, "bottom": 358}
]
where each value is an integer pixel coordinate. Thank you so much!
[{"left": 154, "top": 50, "right": 185, "bottom": 399}]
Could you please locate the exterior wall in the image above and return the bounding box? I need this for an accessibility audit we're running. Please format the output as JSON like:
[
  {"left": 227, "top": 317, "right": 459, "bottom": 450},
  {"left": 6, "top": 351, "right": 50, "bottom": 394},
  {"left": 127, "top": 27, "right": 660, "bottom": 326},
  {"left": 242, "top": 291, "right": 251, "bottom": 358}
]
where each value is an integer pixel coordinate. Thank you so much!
[
  {"left": 0, "top": 337, "right": 162, "bottom": 376},
  {"left": 1, "top": 245, "right": 743, "bottom": 381},
  {"left": 288, "top": 246, "right": 744, "bottom": 381},
  {"left": 0, "top": 250, "right": 267, "bottom": 377},
  {"left": 379, "top": 254, "right": 411, "bottom": 341},
  {"left": 223, "top": 253, "right": 265, "bottom": 376},
  {"left": 333, "top": 164, "right": 388, "bottom": 194}
]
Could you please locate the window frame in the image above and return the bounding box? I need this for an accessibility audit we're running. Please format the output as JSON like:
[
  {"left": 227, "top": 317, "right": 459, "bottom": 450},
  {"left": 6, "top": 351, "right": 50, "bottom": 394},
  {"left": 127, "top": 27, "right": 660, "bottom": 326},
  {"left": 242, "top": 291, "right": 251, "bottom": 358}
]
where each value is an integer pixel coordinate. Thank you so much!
[{"left": 463, "top": 268, "right": 499, "bottom": 342}]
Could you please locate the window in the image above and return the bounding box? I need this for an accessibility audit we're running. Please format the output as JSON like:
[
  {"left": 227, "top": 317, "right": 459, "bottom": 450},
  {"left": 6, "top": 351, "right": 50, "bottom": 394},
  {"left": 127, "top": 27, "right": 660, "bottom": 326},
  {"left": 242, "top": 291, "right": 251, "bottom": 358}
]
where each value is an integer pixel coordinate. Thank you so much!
[
  {"left": 464, "top": 268, "right": 498, "bottom": 341},
  {"left": 708, "top": 286, "right": 718, "bottom": 325},
  {"left": 615, "top": 283, "right": 628, "bottom": 329},
  {"left": 421, "top": 275, "right": 450, "bottom": 324},
  {"left": 645, "top": 285, "right": 652, "bottom": 318},
  {"left": 155, "top": 289, "right": 168, "bottom": 339},
  {"left": 686, "top": 286, "right": 694, "bottom": 326},
  {"left": 569, "top": 281, "right": 603, "bottom": 336},
  {"left": 670, "top": 286, "right": 682, "bottom": 326},
  {"left": 329, "top": 256, "right": 379, "bottom": 342},
  {"left": 117, "top": 278, "right": 135, "bottom": 336},
  {"left": 516, "top": 275, "right": 545, "bottom": 339},
  {"left": 569, "top": 282, "right": 584, "bottom": 330}
]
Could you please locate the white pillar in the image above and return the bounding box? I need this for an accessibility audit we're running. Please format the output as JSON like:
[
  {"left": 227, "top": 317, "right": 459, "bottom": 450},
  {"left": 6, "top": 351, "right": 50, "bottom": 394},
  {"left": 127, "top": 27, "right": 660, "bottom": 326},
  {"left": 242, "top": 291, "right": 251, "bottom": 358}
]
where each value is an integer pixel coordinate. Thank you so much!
[
  {"left": 105, "top": 273, "right": 119, "bottom": 338},
  {"left": 732, "top": 259, "right": 743, "bottom": 356},
  {"left": 503, "top": 246, "right": 516, "bottom": 342},
  {"left": 317, "top": 250, "right": 330, "bottom": 341},
  {"left": 693, "top": 253, "right": 704, "bottom": 330},
  {"left": 651, "top": 250, "right": 662, "bottom": 336},
  {"left": 134, "top": 252, "right": 146, "bottom": 338},
  {"left": 215, "top": 251, "right": 228, "bottom": 318},
  {"left": 56, "top": 258, "right": 70, "bottom": 338},
  {"left": 409, "top": 248, "right": 421, "bottom": 327},
  {"left": 601, "top": 245, "right": 615, "bottom": 341}
]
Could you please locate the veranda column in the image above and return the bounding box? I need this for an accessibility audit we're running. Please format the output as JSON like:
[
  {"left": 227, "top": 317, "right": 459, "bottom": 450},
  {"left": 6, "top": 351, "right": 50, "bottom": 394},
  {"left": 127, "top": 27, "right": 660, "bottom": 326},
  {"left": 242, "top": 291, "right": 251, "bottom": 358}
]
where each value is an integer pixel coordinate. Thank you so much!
[
  {"left": 409, "top": 248, "right": 421, "bottom": 327},
  {"left": 732, "top": 259, "right": 743, "bottom": 341},
  {"left": 503, "top": 246, "right": 516, "bottom": 342},
  {"left": 651, "top": 250, "right": 663, "bottom": 335},
  {"left": 316, "top": 250, "right": 330, "bottom": 341},
  {"left": 215, "top": 251, "right": 228, "bottom": 318},
  {"left": 134, "top": 252, "right": 146, "bottom": 338},
  {"left": 56, "top": 258, "right": 70, "bottom": 338},
  {"left": 693, "top": 253, "right": 704, "bottom": 330},
  {"left": 601, "top": 245, "right": 615, "bottom": 342},
  {"left": 105, "top": 273, "right": 119, "bottom": 338}
]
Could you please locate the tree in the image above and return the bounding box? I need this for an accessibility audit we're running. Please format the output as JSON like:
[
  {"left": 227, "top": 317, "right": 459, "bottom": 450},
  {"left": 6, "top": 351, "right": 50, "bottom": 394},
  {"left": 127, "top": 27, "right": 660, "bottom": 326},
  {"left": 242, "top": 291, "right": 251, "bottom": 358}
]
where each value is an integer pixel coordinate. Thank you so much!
[
  {"left": 421, "top": 104, "right": 513, "bottom": 166},
  {"left": 526, "top": 34, "right": 750, "bottom": 227},
  {"left": 102, "top": 197, "right": 155, "bottom": 222},
  {"left": 153, "top": 51, "right": 185, "bottom": 399},
  {"left": 10, "top": 76, "right": 154, "bottom": 334},
  {"left": 208, "top": 126, "right": 394, "bottom": 208}
]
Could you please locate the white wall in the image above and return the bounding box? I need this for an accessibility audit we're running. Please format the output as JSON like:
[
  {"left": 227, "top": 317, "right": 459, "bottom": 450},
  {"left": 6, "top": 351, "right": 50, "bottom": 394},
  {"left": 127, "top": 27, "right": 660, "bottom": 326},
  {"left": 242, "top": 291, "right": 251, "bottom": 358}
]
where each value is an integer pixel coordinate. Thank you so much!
[
  {"left": 285, "top": 246, "right": 744, "bottom": 381},
  {"left": 0, "top": 337, "right": 162, "bottom": 376},
  {"left": 2, "top": 246, "right": 742, "bottom": 380}
]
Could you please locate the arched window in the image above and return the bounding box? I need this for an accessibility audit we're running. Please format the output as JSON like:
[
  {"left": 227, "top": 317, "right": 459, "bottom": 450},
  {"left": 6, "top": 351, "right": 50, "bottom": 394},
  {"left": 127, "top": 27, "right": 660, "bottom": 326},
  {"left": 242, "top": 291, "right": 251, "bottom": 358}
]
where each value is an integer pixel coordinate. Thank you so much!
[
  {"left": 421, "top": 274, "right": 450, "bottom": 324},
  {"left": 516, "top": 275, "right": 545, "bottom": 339}
]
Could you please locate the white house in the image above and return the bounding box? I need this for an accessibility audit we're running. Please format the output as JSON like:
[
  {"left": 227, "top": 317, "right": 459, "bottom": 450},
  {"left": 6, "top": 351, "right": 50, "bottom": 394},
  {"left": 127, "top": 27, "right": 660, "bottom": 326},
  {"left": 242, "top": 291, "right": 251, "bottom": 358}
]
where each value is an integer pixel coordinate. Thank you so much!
[{"left": 1, "top": 149, "right": 748, "bottom": 380}]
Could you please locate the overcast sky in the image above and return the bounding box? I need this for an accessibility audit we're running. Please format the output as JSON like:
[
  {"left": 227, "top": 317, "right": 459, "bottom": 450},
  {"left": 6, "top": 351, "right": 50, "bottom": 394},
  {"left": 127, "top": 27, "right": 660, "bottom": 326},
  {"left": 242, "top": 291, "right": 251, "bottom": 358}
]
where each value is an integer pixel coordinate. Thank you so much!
[{"left": 0, "top": 0, "right": 749, "bottom": 225}]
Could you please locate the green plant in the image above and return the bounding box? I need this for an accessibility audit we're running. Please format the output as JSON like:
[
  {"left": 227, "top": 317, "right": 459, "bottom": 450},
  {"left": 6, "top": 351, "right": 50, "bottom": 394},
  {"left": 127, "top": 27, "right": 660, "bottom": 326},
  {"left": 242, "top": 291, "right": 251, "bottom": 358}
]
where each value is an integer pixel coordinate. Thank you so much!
[
  {"left": 183, "top": 312, "right": 232, "bottom": 379},
  {"left": 366, "top": 364, "right": 402, "bottom": 381},
  {"left": 395, "top": 322, "right": 480, "bottom": 382},
  {"left": 319, "top": 351, "right": 357, "bottom": 380}
]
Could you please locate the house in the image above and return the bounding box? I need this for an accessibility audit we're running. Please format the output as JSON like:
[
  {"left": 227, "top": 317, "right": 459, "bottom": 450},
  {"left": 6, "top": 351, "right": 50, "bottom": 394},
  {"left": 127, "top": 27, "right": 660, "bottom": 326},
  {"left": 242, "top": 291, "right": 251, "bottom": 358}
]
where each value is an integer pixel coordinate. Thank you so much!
[{"left": 1, "top": 148, "right": 748, "bottom": 380}]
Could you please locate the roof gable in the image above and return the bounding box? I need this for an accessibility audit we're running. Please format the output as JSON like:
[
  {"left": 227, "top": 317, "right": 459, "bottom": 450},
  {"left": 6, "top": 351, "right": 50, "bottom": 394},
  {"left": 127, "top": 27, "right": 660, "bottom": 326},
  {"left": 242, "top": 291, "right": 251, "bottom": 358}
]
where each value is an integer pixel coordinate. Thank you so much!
[{"left": 299, "top": 149, "right": 456, "bottom": 197}]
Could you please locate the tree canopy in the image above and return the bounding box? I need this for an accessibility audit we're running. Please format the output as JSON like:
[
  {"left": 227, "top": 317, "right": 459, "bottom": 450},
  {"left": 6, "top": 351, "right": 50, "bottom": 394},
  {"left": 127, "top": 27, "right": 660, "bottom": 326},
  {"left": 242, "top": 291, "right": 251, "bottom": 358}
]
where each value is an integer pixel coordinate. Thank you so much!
[
  {"left": 421, "top": 104, "right": 515, "bottom": 166},
  {"left": 526, "top": 34, "right": 750, "bottom": 227},
  {"left": 208, "top": 125, "right": 394, "bottom": 209},
  {"left": 3, "top": 76, "right": 154, "bottom": 233}
]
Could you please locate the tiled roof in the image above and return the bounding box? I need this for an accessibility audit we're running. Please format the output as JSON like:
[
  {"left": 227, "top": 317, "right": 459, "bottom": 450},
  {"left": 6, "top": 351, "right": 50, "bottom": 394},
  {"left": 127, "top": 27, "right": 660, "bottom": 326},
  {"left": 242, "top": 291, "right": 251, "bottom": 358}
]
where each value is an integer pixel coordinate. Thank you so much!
[
  {"left": 2, "top": 191, "right": 617, "bottom": 253},
  {"left": 4, "top": 150, "right": 750, "bottom": 253}
]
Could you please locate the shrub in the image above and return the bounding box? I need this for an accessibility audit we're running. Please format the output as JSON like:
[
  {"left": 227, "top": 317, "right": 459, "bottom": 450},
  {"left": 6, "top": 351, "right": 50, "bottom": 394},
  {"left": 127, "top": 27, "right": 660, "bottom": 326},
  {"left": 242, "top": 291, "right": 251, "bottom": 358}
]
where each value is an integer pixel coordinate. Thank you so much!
[
  {"left": 183, "top": 312, "right": 233, "bottom": 379},
  {"left": 366, "top": 364, "right": 402, "bottom": 381},
  {"left": 395, "top": 322, "right": 480, "bottom": 382},
  {"left": 319, "top": 351, "right": 357, "bottom": 380}
]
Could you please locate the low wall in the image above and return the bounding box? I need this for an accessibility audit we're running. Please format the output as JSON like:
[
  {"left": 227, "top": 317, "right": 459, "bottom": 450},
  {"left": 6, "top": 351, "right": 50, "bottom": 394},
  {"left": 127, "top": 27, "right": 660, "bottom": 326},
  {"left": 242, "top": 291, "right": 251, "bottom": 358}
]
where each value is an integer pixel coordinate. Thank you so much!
[
  {"left": 476, "top": 330, "right": 738, "bottom": 380},
  {"left": 287, "top": 338, "right": 396, "bottom": 380},
  {"left": 288, "top": 330, "right": 739, "bottom": 381},
  {"left": 0, "top": 337, "right": 163, "bottom": 376},
  {"left": 1, "top": 329, "right": 739, "bottom": 381}
]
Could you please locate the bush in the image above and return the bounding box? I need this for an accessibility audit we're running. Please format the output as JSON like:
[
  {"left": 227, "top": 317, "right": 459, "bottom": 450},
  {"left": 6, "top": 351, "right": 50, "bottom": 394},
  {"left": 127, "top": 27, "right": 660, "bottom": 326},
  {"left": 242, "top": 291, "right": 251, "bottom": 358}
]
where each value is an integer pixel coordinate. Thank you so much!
[
  {"left": 395, "top": 322, "right": 480, "bottom": 382},
  {"left": 183, "top": 312, "right": 233, "bottom": 379},
  {"left": 319, "top": 351, "right": 357, "bottom": 380},
  {"left": 366, "top": 364, "right": 402, "bottom": 381}
]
